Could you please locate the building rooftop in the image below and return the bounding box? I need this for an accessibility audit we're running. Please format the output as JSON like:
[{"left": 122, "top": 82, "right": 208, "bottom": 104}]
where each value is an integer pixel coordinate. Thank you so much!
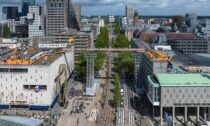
[
  {"left": 156, "top": 74, "right": 210, "bottom": 87},
  {"left": 0, "top": 47, "right": 63, "bottom": 65},
  {"left": 0, "top": 116, "right": 43, "bottom": 126},
  {"left": 145, "top": 50, "right": 169, "bottom": 61},
  {"left": 140, "top": 32, "right": 197, "bottom": 41}
]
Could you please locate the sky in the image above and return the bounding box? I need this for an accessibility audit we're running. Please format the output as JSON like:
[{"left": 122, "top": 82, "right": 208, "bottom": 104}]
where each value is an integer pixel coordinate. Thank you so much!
[{"left": 0, "top": 0, "right": 210, "bottom": 19}]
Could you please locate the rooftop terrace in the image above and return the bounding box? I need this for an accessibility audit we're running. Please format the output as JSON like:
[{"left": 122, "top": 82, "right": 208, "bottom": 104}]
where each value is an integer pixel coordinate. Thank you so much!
[
  {"left": 0, "top": 47, "right": 63, "bottom": 65},
  {"left": 146, "top": 50, "right": 169, "bottom": 61}
]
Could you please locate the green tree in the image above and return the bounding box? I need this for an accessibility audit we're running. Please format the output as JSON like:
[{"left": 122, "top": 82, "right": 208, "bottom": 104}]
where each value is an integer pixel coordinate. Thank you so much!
[
  {"left": 95, "top": 53, "right": 106, "bottom": 72},
  {"left": 114, "top": 23, "right": 121, "bottom": 34},
  {"left": 112, "top": 73, "right": 122, "bottom": 107},
  {"left": 95, "top": 27, "right": 109, "bottom": 48},
  {"left": 75, "top": 54, "right": 86, "bottom": 80},
  {"left": 94, "top": 27, "right": 109, "bottom": 71},
  {"left": 3, "top": 24, "right": 11, "bottom": 38},
  {"left": 114, "top": 53, "right": 134, "bottom": 78},
  {"left": 113, "top": 34, "right": 130, "bottom": 48}
]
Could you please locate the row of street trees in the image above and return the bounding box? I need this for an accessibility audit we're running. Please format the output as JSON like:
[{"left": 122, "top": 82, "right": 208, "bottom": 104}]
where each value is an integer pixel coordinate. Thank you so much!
[
  {"left": 112, "top": 29, "right": 134, "bottom": 106},
  {"left": 112, "top": 73, "right": 122, "bottom": 106},
  {"left": 75, "top": 27, "right": 109, "bottom": 80},
  {"left": 112, "top": 33, "right": 134, "bottom": 78}
]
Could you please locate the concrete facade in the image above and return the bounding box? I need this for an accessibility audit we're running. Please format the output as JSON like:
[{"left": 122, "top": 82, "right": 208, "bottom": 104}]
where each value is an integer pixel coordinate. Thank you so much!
[
  {"left": 0, "top": 51, "right": 74, "bottom": 109},
  {"left": 46, "top": 0, "right": 70, "bottom": 36},
  {"left": 28, "top": 6, "right": 45, "bottom": 37},
  {"left": 168, "top": 38, "right": 209, "bottom": 55}
]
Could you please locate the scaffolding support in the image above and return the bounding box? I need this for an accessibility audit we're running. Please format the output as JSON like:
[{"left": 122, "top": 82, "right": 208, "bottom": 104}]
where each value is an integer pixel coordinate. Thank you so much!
[{"left": 85, "top": 52, "right": 96, "bottom": 95}]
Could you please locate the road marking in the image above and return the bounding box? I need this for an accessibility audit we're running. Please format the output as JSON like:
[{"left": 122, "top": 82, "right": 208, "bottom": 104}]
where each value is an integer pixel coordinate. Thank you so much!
[{"left": 88, "top": 109, "right": 99, "bottom": 121}]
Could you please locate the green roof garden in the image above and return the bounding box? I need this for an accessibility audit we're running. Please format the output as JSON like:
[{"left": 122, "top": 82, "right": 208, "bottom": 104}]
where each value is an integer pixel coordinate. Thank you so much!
[{"left": 156, "top": 74, "right": 210, "bottom": 87}]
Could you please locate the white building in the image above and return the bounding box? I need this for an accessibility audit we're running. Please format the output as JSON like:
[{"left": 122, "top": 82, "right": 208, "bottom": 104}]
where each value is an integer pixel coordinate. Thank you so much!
[
  {"left": 125, "top": 5, "right": 134, "bottom": 21},
  {"left": 28, "top": 6, "right": 45, "bottom": 38},
  {"left": 122, "top": 17, "right": 127, "bottom": 26},
  {"left": 0, "top": 48, "right": 74, "bottom": 110},
  {"left": 202, "top": 19, "right": 210, "bottom": 36},
  {"left": 108, "top": 15, "right": 115, "bottom": 23}
]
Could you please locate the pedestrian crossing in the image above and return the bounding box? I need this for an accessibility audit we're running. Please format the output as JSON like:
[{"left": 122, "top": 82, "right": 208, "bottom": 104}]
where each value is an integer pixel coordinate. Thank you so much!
[
  {"left": 129, "top": 110, "right": 135, "bottom": 126},
  {"left": 117, "top": 108, "right": 124, "bottom": 125},
  {"left": 88, "top": 109, "right": 99, "bottom": 121},
  {"left": 117, "top": 109, "right": 136, "bottom": 126}
]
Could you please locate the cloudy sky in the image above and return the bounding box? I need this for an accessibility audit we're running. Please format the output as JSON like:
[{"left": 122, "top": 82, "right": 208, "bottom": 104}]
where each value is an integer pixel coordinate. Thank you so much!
[{"left": 0, "top": 0, "right": 210, "bottom": 17}]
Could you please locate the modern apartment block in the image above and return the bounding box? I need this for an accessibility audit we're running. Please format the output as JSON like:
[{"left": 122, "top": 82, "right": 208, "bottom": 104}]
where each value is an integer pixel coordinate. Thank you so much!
[
  {"left": 46, "top": 0, "right": 70, "bottom": 36},
  {"left": 168, "top": 38, "right": 209, "bottom": 55},
  {"left": 28, "top": 6, "right": 45, "bottom": 37},
  {"left": 125, "top": 5, "right": 134, "bottom": 20},
  {"left": 2, "top": 7, "right": 19, "bottom": 21},
  {"left": 69, "top": 4, "right": 81, "bottom": 30},
  {"left": 15, "top": 24, "right": 28, "bottom": 38},
  {"left": 21, "top": 0, "right": 36, "bottom": 16}
]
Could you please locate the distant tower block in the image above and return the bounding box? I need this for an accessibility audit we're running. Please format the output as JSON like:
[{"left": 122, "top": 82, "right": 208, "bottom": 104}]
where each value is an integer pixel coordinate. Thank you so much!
[{"left": 85, "top": 52, "right": 96, "bottom": 96}]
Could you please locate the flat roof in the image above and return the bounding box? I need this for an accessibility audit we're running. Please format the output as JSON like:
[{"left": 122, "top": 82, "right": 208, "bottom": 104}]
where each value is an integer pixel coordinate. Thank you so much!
[
  {"left": 156, "top": 74, "right": 210, "bottom": 87},
  {"left": 0, "top": 116, "right": 43, "bottom": 126},
  {"left": 0, "top": 48, "right": 63, "bottom": 65}
]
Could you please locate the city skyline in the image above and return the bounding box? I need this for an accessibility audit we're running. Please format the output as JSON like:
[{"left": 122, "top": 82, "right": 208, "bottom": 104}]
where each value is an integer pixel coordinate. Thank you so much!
[{"left": 0, "top": 0, "right": 210, "bottom": 16}]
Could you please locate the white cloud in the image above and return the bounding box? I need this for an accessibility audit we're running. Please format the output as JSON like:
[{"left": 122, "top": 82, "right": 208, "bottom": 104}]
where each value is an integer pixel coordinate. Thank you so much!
[{"left": 0, "top": 0, "right": 210, "bottom": 15}]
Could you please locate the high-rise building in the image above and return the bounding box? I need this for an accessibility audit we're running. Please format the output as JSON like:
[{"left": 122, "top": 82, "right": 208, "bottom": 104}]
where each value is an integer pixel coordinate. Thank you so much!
[
  {"left": 15, "top": 24, "right": 28, "bottom": 38},
  {"left": 133, "top": 10, "right": 139, "bottom": 26},
  {"left": 185, "top": 13, "right": 198, "bottom": 31},
  {"left": 0, "top": 24, "right": 3, "bottom": 37},
  {"left": 27, "top": 6, "right": 45, "bottom": 37},
  {"left": 69, "top": 4, "right": 81, "bottom": 30},
  {"left": 125, "top": 5, "right": 134, "bottom": 20},
  {"left": 2, "top": 7, "right": 19, "bottom": 21},
  {"left": 22, "top": 0, "right": 36, "bottom": 16},
  {"left": 46, "top": 0, "right": 70, "bottom": 36}
]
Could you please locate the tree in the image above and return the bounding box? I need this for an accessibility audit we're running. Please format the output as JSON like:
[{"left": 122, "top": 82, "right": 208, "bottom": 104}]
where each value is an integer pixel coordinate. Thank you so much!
[
  {"left": 75, "top": 54, "right": 86, "bottom": 80},
  {"left": 112, "top": 73, "right": 122, "bottom": 107},
  {"left": 113, "top": 34, "right": 130, "bottom": 48},
  {"left": 114, "top": 53, "right": 134, "bottom": 79},
  {"left": 114, "top": 23, "right": 121, "bottom": 34},
  {"left": 3, "top": 24, "right": 11, "bottom": 38},
  {"left": 95, "top": 53, "right": 106, "bottom": 72},
  {"left": 95, "top": 27, "right": 109, "bottom": 48}
]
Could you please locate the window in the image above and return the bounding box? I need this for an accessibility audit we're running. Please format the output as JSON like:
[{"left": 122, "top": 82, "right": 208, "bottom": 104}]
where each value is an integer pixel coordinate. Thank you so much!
[
  {"left": 10, "top": 68, "right": 28, "bottom": 73},
  {"left": 0, "top": 68, "right": 9, "bottom": 72},
  {"left": 23, "top": 85, "right": 47, "bottom": 90}
]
